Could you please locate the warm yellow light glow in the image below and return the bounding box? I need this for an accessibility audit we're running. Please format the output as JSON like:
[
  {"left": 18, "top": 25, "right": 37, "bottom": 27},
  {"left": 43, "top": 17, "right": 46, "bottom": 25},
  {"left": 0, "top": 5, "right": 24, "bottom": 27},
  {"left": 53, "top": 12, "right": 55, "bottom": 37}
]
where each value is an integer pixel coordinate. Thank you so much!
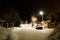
[{"left": 31, "top": 16, "right": 37, "bottom": 23}]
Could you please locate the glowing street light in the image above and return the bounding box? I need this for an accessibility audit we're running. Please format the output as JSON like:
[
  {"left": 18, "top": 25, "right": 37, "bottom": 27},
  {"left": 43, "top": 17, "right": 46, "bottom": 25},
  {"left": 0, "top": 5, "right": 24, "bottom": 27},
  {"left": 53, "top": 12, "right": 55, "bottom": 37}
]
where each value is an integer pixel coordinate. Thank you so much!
[{"left": 39, "top": 11, "right": 44, "bottom": 21}]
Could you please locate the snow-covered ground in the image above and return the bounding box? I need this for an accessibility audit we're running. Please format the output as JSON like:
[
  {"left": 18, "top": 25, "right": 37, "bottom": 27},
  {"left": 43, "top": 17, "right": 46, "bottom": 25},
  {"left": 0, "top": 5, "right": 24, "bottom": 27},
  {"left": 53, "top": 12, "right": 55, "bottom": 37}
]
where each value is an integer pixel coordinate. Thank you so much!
[
  {"left": 11, "top": 27, "right": 54, "bottom": 40},
  {"left": 0, "top": 26, "right": 54, "bottom": 40}
]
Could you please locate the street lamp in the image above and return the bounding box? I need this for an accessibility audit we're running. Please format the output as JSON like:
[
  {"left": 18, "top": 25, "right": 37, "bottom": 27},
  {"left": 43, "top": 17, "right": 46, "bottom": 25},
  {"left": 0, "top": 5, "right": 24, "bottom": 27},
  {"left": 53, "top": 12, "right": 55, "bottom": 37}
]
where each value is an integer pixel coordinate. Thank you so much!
[
  {"left": 39, "top": 11, "right": 44, "bottom": 30},
  {"left": 39, "top": 11, "right": 44, "bottom": 21}
]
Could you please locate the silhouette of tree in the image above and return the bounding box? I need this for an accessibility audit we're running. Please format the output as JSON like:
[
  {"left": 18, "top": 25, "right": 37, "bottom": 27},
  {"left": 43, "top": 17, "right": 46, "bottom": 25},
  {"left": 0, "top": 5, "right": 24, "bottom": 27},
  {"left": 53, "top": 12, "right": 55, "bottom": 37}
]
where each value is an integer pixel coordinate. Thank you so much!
[{"left": 2, "top": 7, "right": 22, "bottom": 27}]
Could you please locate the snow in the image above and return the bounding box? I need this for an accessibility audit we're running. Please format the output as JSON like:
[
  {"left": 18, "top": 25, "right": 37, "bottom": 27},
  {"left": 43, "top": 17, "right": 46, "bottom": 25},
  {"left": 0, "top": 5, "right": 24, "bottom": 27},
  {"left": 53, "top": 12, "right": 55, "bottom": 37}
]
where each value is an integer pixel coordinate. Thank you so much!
[
  {"left": 47, "top": 24, "right": 60, "bottom": 40},
  {"left": 0, "top": 26, "right": 54, "bottom": 40},
  {"left": 0, "top": 27, "right": 11, "bottom": 40},
  {"left": 11, "top": 27, "right": 54, "bottom": 40}
]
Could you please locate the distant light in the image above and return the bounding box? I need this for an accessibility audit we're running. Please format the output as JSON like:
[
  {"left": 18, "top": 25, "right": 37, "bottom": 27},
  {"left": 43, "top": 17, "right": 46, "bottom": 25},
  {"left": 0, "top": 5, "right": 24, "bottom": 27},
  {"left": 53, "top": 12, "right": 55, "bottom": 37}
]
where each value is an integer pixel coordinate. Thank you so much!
[
  {"left": 39, "top": 11, "right": 44, "bottom": 16},
  {"left": 31, "top": 16, "right": 37, "bottom": 23}
]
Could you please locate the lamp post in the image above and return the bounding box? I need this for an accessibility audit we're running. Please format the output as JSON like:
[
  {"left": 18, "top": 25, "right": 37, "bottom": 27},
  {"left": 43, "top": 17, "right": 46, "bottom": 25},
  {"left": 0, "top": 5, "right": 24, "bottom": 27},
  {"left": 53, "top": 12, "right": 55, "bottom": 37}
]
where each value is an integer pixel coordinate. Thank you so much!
[
  {"left": 39, "top": 11, "right": 44, "bottom": 30},
  {"left": 39, "top": 11, "right": 44, "bottom": 21}
]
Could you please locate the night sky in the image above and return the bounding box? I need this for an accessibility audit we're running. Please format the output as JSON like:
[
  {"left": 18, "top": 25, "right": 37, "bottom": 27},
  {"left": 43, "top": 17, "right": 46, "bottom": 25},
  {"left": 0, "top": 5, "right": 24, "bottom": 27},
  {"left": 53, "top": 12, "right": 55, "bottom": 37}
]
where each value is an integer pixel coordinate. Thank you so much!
[{"left": 0, "top": 0, "right": 60, "bottom": 21}]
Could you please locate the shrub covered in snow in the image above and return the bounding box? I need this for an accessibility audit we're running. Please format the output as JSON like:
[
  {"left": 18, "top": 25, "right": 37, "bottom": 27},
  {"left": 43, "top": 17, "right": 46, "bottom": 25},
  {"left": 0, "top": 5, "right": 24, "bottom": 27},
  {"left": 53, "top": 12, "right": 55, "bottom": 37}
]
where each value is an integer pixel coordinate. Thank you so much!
[
  {"left": 0, "top": 27, "right": 11, "bottom": 40},
  {"left": 47, "top": 24, "right": 60, "bottom": 40}
]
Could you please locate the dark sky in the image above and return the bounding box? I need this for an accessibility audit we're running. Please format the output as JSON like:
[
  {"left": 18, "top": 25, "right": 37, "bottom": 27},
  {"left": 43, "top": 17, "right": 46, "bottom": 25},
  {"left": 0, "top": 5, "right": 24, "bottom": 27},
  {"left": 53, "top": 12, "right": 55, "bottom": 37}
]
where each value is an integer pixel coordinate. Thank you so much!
[{"left": 0, "top": 0, "right": 60, "bottom": 20}]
